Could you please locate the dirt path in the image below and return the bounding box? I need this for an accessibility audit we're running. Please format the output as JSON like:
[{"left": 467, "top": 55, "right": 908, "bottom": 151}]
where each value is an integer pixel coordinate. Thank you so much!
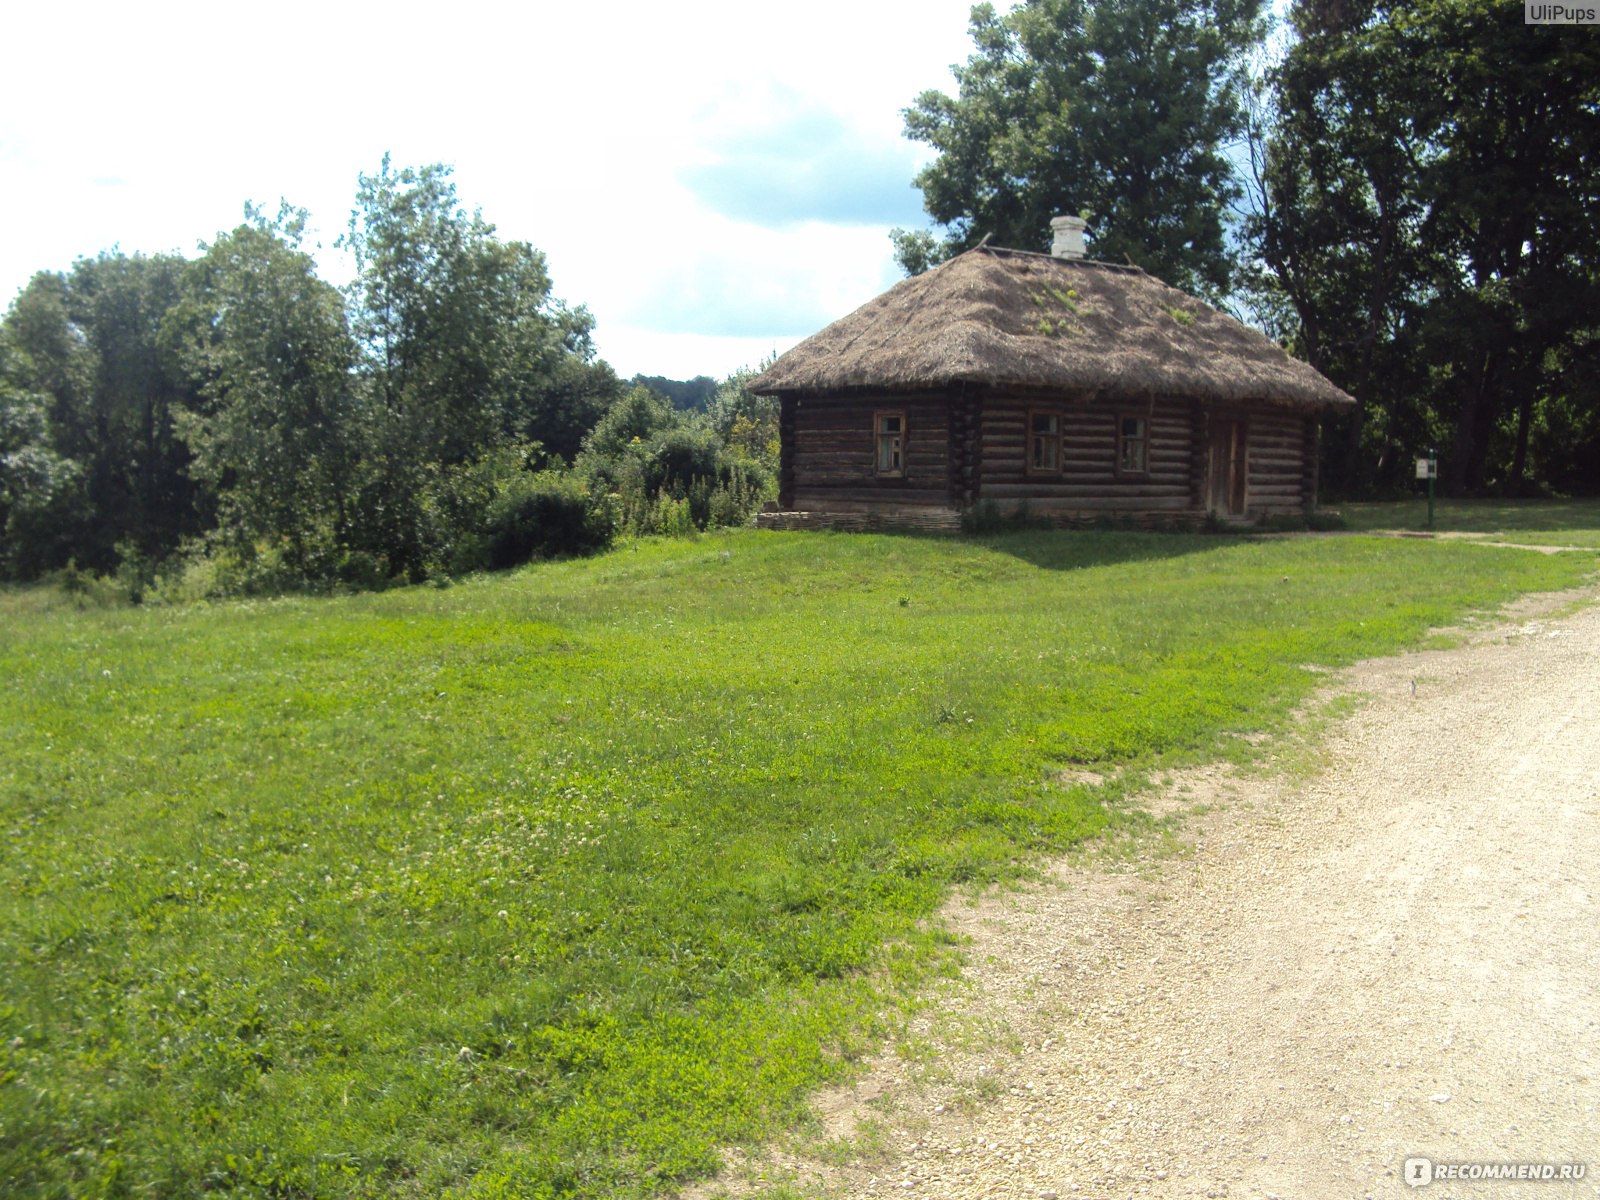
[{"left": 699, "top": 583, "right": 1600, "bottom": 1200}]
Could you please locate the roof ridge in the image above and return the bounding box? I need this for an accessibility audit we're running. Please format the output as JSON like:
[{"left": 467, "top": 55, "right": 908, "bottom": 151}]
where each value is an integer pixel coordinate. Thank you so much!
[{"left": 971, "top": 244, "right": 1146, "bottom": 274}]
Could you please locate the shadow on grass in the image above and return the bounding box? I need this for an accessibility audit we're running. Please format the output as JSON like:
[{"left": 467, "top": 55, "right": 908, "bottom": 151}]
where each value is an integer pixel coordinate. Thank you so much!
[{"left": 878, "top": 526, "right": 1239, "bottom": 573}]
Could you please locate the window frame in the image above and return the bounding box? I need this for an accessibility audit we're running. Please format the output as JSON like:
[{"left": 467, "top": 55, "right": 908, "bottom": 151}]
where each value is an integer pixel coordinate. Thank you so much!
[
  {"left": 874, "top": 409, "right": 907, "bottom": 479},
  {"left": 1116, "top": 413, "right": 1150, "bottom": 477},
  {"left": 1026, "top": 409, "right": 1063, "bottom": 476}
]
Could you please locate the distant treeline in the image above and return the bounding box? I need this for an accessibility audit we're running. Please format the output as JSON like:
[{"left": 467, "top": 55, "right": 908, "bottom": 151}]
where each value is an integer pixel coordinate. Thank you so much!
[
  {"left": 631, "top": 375, "right": 720, "bottom": 413},
  {"left": 0, "top": 160, "right": 775, "bottom": 594}
]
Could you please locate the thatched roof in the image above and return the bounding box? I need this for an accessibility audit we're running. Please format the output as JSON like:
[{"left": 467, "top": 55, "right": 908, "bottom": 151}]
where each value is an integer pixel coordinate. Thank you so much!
[{"left": 751, "top": 246, "right": 1353, "bottom": 410}]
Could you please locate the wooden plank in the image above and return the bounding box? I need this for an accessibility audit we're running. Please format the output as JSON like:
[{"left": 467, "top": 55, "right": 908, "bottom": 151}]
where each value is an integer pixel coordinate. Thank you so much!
[
  {"left": 793, "top": 487, "right": 950, "bottom": 505},
  {"left": 990, "top": 495, "right": 1196, "bottom": 512}
]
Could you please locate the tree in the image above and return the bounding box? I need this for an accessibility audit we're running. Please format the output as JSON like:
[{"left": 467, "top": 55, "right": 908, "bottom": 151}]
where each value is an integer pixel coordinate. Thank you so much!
[
  {"left": 631, "top": 374, "right": 720, "bottom": 412},
  {"left": 1243, "top": 0, "right": 1439, "bottom": 492},
  {"left": 0, "top": 252, "right": 202, "bottom": 573},
  {"left": 705, "top": 363, "right": 779, "bottom": 476},
  {"left": 575, "top": 386, "right": 679, "bottom": 479},
  {"left": 1251, "top": 0, "right": 1600, "bottom": 495},
  {"left": 339, "top": 158, "right": 618, "bottom": 574},
  {"left": 164, "top": 205, "right": 362, "bottom": 573},
  {"left": 0, "top": 344, "right": 86, "bottom": 578},
  {"left": 341, "top": 158, "right": 612, "bottom": 465},
  {"left": 575, "top": 383, "right": 774, "bottom": 535},
  {"left": 896, "top": 0, "right": 1266, "bottom": 298}
]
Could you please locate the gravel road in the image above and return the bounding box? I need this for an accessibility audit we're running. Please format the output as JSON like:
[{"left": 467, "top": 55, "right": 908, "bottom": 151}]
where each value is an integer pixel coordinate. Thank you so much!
[{"left": 698, "top": 582, "right": 1600, "bottom": 1200}]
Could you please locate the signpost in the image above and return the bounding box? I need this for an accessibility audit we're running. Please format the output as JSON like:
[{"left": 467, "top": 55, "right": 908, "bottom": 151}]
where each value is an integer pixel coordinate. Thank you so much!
[{"left": 1415, "top": 450, "right": 1437, "bottom": 529}]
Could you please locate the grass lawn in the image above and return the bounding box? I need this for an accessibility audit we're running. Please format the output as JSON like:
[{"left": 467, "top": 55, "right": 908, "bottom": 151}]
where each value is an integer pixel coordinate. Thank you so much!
[
  {"left": 1, "top": 530, "right": 1592, "bottom": 1198},
  {"left": 1338, "top": 496, "right": 1600, "bottom": 547}
]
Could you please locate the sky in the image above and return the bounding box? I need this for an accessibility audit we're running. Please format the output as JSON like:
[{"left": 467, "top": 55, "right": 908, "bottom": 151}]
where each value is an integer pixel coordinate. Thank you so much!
[{"left": 0, "top": 0, "right": 991, "bottom": 382}]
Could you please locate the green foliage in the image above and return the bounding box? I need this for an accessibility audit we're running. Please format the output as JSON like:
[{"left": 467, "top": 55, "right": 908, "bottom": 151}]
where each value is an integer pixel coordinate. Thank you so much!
[
  {"left": 0, "top": 161, "right": 630, "bottom": 590},
  {"left": 886, "top": 227, "right": 943, "bottom": 278},
  {"left": 0, "top": 252, "right": 206, "bottom": 576},
  {"left": 1249, "top": 0, "right": 1600, "bottom": 497},
  {"left": 898, "top": 0, "right": 1266, "bottom": 297},
  {"left": 0, "top": 369, "right": 87, "bottom": 578},
  {"left": 165, "top": 204, "right": 362, "bottom": 576},
  {"left": 0, "top": 533, "right": 1586, "bottom": 1198},
  {"left": 485, "top": 472, "right": 615, "bottom": 567},
  {"left": 578, "top": 386, "right": 679, "bottom": 472},
  {"left": 334, "top": 157, "right": 621, "bottom": 579},
  {"left": 578, "top": 378, "right": 775, "bottom": 538},
  {"left": 342, "top": 157, "right": 614, "bottom": 469}
]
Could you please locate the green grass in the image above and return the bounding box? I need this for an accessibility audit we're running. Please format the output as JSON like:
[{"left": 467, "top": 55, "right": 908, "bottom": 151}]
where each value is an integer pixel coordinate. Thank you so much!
[
  {"left": 1339, "top": 496, "right": 1600, "bottom": 546},
  {"left": 0, "top": 530, "right": 1592, "bottom": 1198}
]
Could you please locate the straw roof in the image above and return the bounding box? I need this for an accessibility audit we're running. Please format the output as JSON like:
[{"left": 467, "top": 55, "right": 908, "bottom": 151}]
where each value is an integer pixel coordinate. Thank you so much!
[{"left": 751, "top": 246, "right": 1353, "bottom": 410}]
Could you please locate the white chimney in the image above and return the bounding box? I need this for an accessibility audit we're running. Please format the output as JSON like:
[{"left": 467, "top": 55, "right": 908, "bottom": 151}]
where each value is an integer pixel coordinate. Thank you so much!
[{"left": 1050, "top": 214, "right": 1088, "bottom": 259}]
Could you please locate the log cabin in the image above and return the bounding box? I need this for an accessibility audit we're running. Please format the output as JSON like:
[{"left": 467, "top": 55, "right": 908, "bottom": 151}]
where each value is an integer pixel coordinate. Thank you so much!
[{"left": 751, "top": 218, "right": 1354, "bottom": 531}]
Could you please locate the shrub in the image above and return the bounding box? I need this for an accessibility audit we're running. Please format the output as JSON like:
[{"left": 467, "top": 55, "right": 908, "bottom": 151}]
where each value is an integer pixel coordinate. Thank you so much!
[
  {"left": 485, "top": 473, "right": 614, "bottom": 568},
  {"left": 48, "top": 559, "right": 121, "bottom": 608},
  {"left": 652, "top": 494, "right": 697, "bottom": 538}
]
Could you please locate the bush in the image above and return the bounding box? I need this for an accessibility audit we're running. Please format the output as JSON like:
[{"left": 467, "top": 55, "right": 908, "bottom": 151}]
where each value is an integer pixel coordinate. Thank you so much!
[
  {"left": 48, "top": 559, "right": 122, "bottom": 608},
  {"left": 485, "top": 473, "right": 614, "bottom": 568},
  {"left": 652, "top": 494, "right": 696, "bottom": 538}
]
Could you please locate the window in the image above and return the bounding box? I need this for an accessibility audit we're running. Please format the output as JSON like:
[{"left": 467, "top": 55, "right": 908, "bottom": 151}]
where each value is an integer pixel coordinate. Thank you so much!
[
  {"left": 875, "top": 411, "right": 906, "bottom": 477},
  {"left": 1117, "top": 415, "right": 1148, "bottom": 474},
  {"left": 1028, "top": 411, "right": 1061, "bottom": 473}
]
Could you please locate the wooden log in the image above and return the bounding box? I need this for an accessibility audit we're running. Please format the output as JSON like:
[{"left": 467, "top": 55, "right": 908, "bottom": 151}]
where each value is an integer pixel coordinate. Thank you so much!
[
  {"left": 983, "top": 483, "right": 1191, "bottom": 502},
  {"left": 1303, "top": 417, "right": 1320, "bottom": 509},
  {"left": 982, "top": 495, "right": 1195, "bottom": 512},
  {"left": 793, "top": 487, "right": 951, "bottom": 505}
]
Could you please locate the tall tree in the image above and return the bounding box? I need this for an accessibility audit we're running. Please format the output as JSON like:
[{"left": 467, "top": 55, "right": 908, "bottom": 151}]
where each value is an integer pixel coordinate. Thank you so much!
[
  {"left": 1252, "top": 0, "right": 1600, "bottom": 495},
  {"left": 0, "top": 341, "right": 86, "bottom": 578},
  {"left": 341, "top": 158, "right": 613, "bottom": 466},
  {"left": 339, "top": 159, "right": 617, "bottom": 574},
  {"left": 895, "top": 0, "right": 1267, "bottom": 297},
  {"left": 164, "top": 205, "right": 362, "bottom": 573},
  {"left": 1, "top": 253, "right": 202, "bottom": 572},
  {"left": 1244, "top": 0, "right": 1440, "bottom": 491}
]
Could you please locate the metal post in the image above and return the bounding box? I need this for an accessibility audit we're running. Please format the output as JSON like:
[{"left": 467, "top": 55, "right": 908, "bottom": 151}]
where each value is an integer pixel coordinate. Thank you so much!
[{"left": 1427, "top": 447, "right": 1436, "bottom": 530}]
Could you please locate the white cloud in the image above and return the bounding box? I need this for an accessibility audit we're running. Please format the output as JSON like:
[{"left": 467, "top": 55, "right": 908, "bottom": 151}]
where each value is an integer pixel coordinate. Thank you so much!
[{"left": 679, "top": 85, "right": 926, "bottom": 230}]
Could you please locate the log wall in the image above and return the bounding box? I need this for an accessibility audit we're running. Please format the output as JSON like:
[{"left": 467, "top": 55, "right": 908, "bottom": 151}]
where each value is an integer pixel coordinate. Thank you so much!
[
  {"left": 977, "top": 394, "right": 1197, "bottom": 514},
  {"left": 788, "top": 392, "right": 954, "bottom": 510},
  {"left": 1244, "top": 411, "right": 1311, "bottom": 516},
  {"left": 773, "top": 388, "right": 1319, "bottom": 528}
]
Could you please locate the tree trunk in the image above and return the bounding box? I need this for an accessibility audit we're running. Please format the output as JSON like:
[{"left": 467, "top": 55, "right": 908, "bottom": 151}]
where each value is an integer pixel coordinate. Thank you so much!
[
  {"left": 1448, "top": 351, "right": 1500, "bottom": 496},
  {"left": 1509, "top": 391, "right": 1533, "bottom": 495}
]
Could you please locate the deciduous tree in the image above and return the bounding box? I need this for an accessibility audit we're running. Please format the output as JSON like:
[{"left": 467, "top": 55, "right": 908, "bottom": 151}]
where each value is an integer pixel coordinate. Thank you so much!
[
  {"left": 165, "top": 205, "right": 361, "bottom": 573},
  {"left": 1251, "top": 0, "right": 1600, "bottom": 495},
  {"left": 896, "top": 0, "right": 1266, "bottom": 298},
  {"left": 0, "top": 253, "right": 202, "bottom": 572}
]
